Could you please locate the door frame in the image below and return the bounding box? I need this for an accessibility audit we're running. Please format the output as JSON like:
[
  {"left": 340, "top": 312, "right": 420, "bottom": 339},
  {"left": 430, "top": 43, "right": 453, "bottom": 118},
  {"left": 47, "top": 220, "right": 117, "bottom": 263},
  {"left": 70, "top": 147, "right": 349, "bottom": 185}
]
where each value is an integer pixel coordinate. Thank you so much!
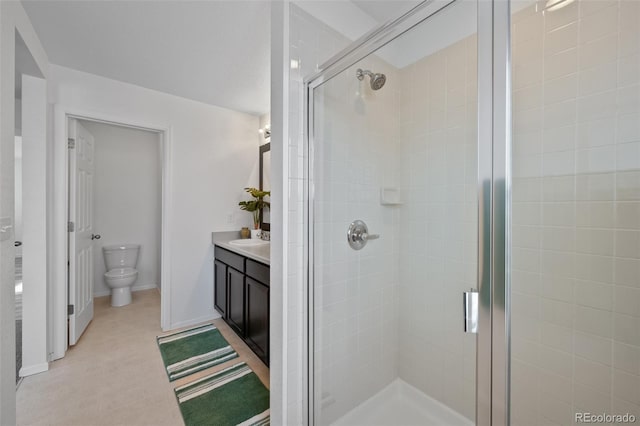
[
  {"left": 478, "top": 1, "right": 511, "bottom": 424},
  {"left": 302, "top": 0, "right": 511, "bottom": 424},
  {"left": 51, "top": 105, "right": 173, "bottom": 360}
]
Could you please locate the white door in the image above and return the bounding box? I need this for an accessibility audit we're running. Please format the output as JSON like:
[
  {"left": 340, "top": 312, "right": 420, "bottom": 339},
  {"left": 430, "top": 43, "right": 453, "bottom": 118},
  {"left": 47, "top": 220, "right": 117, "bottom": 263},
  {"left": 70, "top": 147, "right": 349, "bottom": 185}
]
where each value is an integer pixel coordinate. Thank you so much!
[{"left": 68, "top": 119, "right": 95, "bottom": 345}]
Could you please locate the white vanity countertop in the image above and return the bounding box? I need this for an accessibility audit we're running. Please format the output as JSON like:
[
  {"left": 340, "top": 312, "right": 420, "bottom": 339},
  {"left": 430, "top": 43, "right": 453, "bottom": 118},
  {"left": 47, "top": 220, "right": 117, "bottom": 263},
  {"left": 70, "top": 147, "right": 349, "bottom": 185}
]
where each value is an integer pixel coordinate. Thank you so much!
[{"left": 212, "top": 232, "right": 270, "bottom": 265}]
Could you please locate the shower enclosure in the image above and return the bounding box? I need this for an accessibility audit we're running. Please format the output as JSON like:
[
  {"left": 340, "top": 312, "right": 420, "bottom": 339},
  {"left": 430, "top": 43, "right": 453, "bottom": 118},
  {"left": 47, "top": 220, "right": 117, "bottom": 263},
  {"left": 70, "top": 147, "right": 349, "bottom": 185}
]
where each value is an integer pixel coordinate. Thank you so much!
[
  {"left": 306, "top": 1, "right": 489, "bottom": 423},
  {"left": 305, "top": 0, "right": 640, "bottom": 424}
]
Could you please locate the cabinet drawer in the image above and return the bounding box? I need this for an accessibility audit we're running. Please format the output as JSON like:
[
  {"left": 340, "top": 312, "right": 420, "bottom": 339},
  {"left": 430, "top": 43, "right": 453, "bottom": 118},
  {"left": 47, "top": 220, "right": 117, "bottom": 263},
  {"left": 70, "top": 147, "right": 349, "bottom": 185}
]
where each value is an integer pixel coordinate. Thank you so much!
[
  {"left": 246, "top": 259, "right": 269, "bottom": 286},
  {"left": 215, "top": 246, "right": 245, "bottom": 272}
]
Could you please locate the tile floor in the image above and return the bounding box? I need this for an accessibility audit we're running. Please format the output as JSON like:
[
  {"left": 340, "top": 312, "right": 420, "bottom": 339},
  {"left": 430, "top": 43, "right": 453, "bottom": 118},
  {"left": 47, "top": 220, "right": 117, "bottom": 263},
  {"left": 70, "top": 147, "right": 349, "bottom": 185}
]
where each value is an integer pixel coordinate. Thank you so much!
[{"left": 17, "top": 289, "right": 269, "bottom": 426}]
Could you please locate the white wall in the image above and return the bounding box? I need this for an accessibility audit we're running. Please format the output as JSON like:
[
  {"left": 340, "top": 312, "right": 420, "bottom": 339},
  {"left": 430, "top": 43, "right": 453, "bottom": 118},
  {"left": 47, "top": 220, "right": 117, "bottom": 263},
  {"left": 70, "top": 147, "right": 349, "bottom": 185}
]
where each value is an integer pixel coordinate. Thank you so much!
[
  {"left": 80, "top": 120, "right": 161, "bottom": 297},
  {"left": 0, "top": 1, "right": 48, "bottom": 423},
  {"left": 21, "top": 74, "right": 48, "bottom": 377},
  {"left": 49, "top": 65, "right": 259, "bottom": 334}
]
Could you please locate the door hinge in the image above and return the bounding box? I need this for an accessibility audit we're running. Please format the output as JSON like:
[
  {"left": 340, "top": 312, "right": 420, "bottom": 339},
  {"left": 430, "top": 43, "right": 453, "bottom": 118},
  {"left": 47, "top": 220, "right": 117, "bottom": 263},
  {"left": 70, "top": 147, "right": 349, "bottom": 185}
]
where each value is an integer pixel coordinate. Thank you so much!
[
  {"left": 68, "top": 304, "right": 74, "bottom": 315},
  {"left": 68, "top": 138, "right": 75, "bottom": 149},
  {"left": 68, "top": 221, "right": 75, "bottom": 232}
]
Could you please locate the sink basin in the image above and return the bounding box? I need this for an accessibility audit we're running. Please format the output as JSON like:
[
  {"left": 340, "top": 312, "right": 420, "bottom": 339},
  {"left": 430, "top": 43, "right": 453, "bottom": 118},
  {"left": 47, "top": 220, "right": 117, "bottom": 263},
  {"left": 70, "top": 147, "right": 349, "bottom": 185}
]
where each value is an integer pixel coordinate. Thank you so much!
[{"left": 228, "top": 239, "right": 269, "bottom": 247}]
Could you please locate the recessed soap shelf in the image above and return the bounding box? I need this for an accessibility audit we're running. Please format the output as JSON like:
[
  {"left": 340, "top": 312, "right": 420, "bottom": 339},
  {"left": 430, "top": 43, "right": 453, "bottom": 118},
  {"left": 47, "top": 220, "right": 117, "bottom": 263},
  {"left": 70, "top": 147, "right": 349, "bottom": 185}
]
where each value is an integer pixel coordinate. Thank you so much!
[{"left": 380, "top": 187, "right": 402, "bottom": 205}]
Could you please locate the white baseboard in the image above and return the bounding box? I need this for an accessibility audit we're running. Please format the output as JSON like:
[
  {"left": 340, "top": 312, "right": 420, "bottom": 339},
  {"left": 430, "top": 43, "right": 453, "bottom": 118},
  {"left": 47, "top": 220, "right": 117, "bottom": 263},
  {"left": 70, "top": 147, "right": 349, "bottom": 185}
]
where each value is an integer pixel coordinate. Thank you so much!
[
  {"left": 166, "top": 312, "right": 221, "bottom": 332},
  {"left": 93, "top": 283, "right": 158, "bottom": 298},
  {"left": 20, "top": 362, "right": 49, "bottom": 377}
]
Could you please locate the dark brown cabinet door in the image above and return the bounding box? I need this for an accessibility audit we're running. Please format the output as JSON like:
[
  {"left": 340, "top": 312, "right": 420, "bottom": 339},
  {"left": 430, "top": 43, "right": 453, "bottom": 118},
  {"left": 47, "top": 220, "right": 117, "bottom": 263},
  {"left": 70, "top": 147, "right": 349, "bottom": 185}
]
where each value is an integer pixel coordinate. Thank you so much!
[
  {"left": 227, "top": 267, "right": 245, "bottom": 336},
  {"left": 246, "top": 277, "right": 269, "bottom": 365},
  {"left": 214, "top": 260, "right": 227, "bottom": 318}
]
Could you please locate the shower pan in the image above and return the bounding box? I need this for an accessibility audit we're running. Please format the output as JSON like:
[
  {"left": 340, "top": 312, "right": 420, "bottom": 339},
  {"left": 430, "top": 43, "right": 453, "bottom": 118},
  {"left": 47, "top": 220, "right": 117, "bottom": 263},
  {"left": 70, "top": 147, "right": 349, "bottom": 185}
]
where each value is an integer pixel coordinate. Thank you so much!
[{"left": 304, "top": 0, "right": 640, "bottom": 424}]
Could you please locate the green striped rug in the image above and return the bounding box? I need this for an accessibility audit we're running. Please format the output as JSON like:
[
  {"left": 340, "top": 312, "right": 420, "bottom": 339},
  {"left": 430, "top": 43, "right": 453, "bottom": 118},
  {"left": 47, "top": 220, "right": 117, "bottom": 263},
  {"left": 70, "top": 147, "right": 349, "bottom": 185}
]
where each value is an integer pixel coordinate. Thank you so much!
[
  {"left": 175, "top": 362, "right": 270, "bottom": 426},
  {"left": 157, "top": 324, "right": 238, "bottom": 381}
]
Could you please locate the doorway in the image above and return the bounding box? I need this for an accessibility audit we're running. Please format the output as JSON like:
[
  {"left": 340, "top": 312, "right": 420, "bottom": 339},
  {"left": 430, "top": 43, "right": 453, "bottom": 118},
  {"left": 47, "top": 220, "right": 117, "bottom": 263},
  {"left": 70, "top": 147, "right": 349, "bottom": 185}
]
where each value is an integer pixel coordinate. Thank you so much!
[
  {"left": 67, "top": 118, "right": 162, "bottom": 345},
  {"left": 49, "top": 110, "right": 171, "bottom": 360}
]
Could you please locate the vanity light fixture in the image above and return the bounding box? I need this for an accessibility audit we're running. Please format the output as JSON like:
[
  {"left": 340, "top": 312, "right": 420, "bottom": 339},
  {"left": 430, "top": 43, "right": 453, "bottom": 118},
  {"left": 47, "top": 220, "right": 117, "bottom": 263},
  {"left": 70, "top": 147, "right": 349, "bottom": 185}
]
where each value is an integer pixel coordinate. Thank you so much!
[{"left": 259, "top": 124, "right": 271, "bottom": 139}]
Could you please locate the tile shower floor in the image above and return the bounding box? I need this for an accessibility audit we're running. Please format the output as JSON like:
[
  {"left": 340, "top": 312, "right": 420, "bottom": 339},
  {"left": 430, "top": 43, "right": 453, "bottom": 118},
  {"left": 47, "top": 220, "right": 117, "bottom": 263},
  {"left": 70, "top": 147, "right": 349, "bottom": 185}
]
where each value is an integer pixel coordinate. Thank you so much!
[{"left": 17, "top": 289, "right": 269, "bottom": 426}]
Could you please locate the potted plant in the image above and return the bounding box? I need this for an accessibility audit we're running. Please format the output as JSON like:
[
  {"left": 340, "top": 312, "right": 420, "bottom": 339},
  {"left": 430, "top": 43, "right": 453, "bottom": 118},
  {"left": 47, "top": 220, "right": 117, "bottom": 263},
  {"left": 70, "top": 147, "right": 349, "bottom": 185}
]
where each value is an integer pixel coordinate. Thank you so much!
[{"left": 238, "top": 187, "right": 270, "bottom": 239}]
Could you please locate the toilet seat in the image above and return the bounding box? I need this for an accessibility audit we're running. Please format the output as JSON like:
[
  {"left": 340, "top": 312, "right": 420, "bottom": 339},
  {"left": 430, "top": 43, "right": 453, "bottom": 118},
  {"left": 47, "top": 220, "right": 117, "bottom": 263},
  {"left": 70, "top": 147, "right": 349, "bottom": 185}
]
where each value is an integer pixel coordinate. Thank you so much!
[{"left": 105, "top": 267, "right": 137, "bottom": 279}]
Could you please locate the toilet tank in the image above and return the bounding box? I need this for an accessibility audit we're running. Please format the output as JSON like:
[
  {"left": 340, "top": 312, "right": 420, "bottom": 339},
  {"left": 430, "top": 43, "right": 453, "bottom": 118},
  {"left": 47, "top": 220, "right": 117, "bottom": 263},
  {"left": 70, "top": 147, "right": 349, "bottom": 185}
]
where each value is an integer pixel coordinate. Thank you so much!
[{"left": 102, "top": 244, "right": 140, "bottom": 270}]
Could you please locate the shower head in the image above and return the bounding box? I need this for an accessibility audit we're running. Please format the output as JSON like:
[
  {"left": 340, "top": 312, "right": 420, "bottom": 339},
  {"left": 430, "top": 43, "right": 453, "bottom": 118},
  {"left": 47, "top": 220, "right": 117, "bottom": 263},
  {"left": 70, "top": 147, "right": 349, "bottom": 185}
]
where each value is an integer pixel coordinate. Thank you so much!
[{"left": 356, "top": 68, "right": 386, "bottom": 90}]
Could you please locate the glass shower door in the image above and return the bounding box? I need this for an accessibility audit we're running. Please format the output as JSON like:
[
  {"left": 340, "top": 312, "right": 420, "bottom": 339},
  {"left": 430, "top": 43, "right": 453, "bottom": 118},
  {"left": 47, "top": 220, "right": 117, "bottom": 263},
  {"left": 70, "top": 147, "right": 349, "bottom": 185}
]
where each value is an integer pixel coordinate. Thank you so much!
[
  {"left": 509, "top": 0, "right": 640, "bottom": 424},
  {"left": 308, "top": 1, "right": 481, "bottom": 424}
]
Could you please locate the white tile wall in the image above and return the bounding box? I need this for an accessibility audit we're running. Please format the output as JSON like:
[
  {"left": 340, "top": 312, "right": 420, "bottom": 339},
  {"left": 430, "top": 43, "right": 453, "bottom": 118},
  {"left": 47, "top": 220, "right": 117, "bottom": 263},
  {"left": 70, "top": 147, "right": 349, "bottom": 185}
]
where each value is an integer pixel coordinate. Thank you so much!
[
  {"left": 288, "top": 6, "right": 353, "bottom": 424},
  {"left": 511, "top": 1, "right": 640, "bottom": 424}
]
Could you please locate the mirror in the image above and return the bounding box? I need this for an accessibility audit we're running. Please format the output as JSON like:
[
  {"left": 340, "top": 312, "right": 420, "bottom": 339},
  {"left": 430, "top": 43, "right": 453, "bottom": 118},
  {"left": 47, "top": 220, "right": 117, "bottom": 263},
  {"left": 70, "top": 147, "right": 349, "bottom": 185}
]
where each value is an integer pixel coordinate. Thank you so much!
[{"left": 259, "top": 142, "right": 270, "bottom": 231}]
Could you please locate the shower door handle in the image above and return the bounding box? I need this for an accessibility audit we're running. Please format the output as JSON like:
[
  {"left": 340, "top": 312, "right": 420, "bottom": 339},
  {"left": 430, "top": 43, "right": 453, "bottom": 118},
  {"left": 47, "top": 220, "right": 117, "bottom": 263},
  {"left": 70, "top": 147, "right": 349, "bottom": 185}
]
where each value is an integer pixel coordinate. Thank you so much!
[{"left": 463, "top": 289, "right": 479, "bottom": 333}]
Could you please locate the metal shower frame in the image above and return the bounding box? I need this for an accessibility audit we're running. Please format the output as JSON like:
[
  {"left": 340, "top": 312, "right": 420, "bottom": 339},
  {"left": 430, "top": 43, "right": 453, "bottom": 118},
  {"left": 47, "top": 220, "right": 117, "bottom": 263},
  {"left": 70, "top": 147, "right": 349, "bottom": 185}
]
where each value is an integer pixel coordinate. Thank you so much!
[{"left": 303, "top": 0, "right": 512, "bottom": 424}]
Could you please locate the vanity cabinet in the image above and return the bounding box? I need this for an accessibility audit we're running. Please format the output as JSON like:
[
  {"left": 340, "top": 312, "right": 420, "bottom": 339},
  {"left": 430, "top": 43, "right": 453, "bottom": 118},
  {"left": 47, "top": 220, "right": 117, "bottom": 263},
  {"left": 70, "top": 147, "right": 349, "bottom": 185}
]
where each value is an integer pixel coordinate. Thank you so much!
[{"left": 214, "top": 246, "right": 269, "bottom": 365}]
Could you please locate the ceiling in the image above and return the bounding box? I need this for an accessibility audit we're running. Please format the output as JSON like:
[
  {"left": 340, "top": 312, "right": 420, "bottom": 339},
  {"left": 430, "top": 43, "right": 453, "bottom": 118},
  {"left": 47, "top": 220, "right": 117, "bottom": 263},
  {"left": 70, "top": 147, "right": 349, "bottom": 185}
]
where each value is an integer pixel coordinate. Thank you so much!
[
  {"left": 22, "top": 0, "right": 271, "bottom": 115},
  {"left": 21, "top": 0, "right": 420, "bottom": 116}
]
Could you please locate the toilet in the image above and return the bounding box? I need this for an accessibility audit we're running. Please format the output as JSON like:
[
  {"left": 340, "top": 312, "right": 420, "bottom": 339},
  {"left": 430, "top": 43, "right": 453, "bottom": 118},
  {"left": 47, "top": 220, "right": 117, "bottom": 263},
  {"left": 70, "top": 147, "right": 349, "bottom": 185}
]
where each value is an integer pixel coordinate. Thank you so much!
[{"left": 102, "top": 244, "right": 140, "bottom": 307}]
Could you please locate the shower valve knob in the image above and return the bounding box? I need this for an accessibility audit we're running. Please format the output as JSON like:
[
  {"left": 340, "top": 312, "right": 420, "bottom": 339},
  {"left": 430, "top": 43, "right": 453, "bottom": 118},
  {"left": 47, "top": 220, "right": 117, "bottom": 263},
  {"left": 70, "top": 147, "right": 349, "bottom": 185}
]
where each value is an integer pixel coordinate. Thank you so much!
[
  {"left": 91, "top": 234, "right": 101, "bottom": 240},
  {"left": 347, "top": 220, "right": 380, "bottom": 250}
]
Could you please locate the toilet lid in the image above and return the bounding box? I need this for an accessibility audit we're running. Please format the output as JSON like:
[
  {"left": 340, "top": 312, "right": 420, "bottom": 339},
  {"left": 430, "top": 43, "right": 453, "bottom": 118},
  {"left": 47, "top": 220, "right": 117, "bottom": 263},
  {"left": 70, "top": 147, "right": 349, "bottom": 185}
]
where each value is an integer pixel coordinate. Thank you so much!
[{"left": 105, "top": 268, "right": 137, "bottom": 279}]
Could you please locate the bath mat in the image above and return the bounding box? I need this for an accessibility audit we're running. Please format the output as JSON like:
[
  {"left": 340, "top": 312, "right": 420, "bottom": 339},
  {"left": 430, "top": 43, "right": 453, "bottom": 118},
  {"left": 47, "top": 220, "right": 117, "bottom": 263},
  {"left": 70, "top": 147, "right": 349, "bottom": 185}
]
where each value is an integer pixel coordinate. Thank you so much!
[
  {"left": 157, "top": 324, "right": 238, "bottom": 381},
  {"left": 175, "top": 362, "right": 270, "bottom": 426}
]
